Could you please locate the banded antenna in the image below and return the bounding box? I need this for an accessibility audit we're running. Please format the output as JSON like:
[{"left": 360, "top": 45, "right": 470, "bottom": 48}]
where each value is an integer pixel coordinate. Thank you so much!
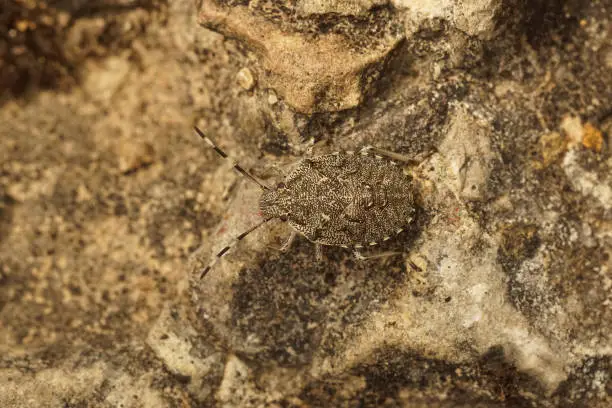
[
  {"left": 198, "top": 216, "right": 274, "bottom": 279},
  {"left": 194, "top": 127, "right": 269, "bottom": 190},
  {"left": 194, "top": 127, "right": 273, "bottom": 279}
]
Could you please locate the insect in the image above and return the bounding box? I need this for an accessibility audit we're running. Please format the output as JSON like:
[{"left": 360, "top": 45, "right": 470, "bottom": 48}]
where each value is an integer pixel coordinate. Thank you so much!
[{"left": 194, "top": 127, "right": 418, "bottom": 279}]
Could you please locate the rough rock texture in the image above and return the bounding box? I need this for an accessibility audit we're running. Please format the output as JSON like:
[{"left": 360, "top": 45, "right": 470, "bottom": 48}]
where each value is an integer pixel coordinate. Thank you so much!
[
  {"left": 393, "top": 0, "right": 503, "bottom": 38},
  {"left": 1, "top": 0, "right": 611, "bottom": 407},
  {"left": 0, "top": 0, "right": 166, "bottom": 103},
  {"left": 198, "top": 0, "right": 404, "bottom": 113}
]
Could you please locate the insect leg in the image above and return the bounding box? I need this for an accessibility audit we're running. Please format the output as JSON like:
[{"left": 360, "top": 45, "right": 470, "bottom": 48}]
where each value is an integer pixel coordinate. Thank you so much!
[
  {"left": 199, "top": 217, "right": 273, "bottom": 279},
  {"left": 315, "top": 244, "right": 323, "bottom": 262},
  {"left": 194, "top": 127, "right": 270, "bottom": 191},
  {"left": 280, "top": 231, "right": 297, "bottom": 252},
  {"left": 353, "top": 250, "right": 402, "bottom": 261},
  {"left": 305, "top": 138, "right": 328, "bottom": 157},
  {"left": 360, "top": 145, "right": 420, "bottom": 165},
  {"left": 362, "top": 145, "right": 438, "bottom": 167}
]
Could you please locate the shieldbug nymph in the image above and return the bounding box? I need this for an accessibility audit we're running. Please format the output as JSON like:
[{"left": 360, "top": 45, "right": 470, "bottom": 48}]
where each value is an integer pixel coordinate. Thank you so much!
[{"left": 195, "top": 127, "right": 418, "bottom": 279}]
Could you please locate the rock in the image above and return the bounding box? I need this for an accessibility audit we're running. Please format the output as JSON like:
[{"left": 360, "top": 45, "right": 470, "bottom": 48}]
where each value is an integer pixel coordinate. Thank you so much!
[
  {"left": 198, "top": 0, "right": 403, "bottom": 113},
  {"left": 2, "top": 0, "right": 612, "bottom": 406},
  {"left": 561, "top": 114, "right": 586, "bottom": 148},
  {"left": 438, "top": 106, "right": 494, "bottom": 201},
  {"left": 296, "top": 0, "right": 388, "bottom": 16},
  {"left": 582, "top": 122, "right": 604, "bottom": 152},
  {"left": 75, "top": 183, "right": 93, "bottom": 202},
  {"left": 147, "top": 305, "right": 224, "bottom": 402},
  {"left": 64, "top": 17, "right": 108, "bottom": 59},
  {"left": 216, "top": 355, "right": 254, "bottom": 405},
  {"left": 83, "top": 55, "right": 132, "bottom": 104},
  {"left": 562, "top": 149, "right": 612, "bottom": 211},
  {"left": 115, "top": 140, "right": 156, "bottom": 174},
  {"left": 558, "top": 115, "right": 604, "bottom": 153},
  {"left": 0, "top": 362, "right": 107, "bottom": 408},
  {"left": 452, "top": 0, "right": 502, "bottom": 38},
  {"left": 103, "top": 372, "right": 167, "bottom": 408},
  {"left": 392, "top": 0, "right": 502, "bottom": 38},
  {"left": 267, "top": 90, "right": 278, "bottom": 105},
  {"left": 236, "top": 67, "right": 255, "bottom": 91},
  {"left": 539, "top": 131, "right": 566, "bottom": 167}
]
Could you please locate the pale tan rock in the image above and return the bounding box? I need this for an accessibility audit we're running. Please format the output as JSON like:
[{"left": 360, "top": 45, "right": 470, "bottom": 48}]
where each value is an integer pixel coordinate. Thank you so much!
[
  {"left": 75, "top": 183, "right": 93, "bottom": 203},
  {"left": 198, "top": 1, "right": 403, "bottom": 113},
  {"left": 83, "top": 56, "right": 131, "bottom": 104},
  {"left": 452, "top": 0, "right": 501, "bottom": 38},
  {"left": 115, "top": 140, "right": 155, "bottom": 174},
  {"left": 267, "top": 90, "right": 278, "bottom": 105},
  {"left": 0, "top": 363, "right": 107, "bottom": 408},
  {"left": 147, "top": 306, "right": 223, "bottom": 402},
  {"left": 296, "top": 0, "right": 387, "bottom": 16},
  {"left": 439, "top": 107, "right": 494, "bottom": 201},
  {"left": 561, "top": 114, "right": 584, "bottom": 148},
  {"left": 392, "top": 0, "right": 501, "bottom": 38},
  {"left": 236, "top": 67, "right": 256, "bottom": 90}
]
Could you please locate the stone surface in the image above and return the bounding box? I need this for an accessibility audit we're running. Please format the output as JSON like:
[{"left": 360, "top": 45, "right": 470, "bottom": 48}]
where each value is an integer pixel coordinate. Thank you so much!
[
  {"left": 438, "top": 106, "right": 495, "bottom": 201},
  {"left": 296, "top": 0, "right": 388, "bottom": 16},
  {"left": 1, "top": 0, "right": 612, "bottom": 407},
  {"left": 392, "top": 0, "right": 502, "bottom": 38},
  {"left": 147, "top": 305, "right": 224, "bottom": 402},
  {"left": 198, "top": 0, "right": 403, "bottom": 113}
]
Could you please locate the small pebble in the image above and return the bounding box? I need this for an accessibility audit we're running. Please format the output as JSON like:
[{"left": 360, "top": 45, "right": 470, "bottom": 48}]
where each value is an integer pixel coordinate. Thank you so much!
[
  {"left": 560, "top": 115, "right": 583, "bottom": 148},
  {"left": 267, "top": 91, "right": 278, "bottom": 105},
  {"left": 236, "top": 67, "right": 255, "bottom": 90}
]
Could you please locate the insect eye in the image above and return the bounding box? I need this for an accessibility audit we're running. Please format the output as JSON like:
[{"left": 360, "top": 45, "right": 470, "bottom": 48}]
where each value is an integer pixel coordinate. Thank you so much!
[
  {"left": 277, "top": 182, "right": 286, "bottom": 189},
  {"left": 280, "top": 215, "right": 288, "bottom": 222}
]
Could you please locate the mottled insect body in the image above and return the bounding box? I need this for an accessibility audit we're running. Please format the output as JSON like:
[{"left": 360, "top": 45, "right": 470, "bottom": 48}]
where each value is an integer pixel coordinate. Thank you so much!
[
  {"left": 260, "top": 152, "right": 415, "bottom": 248},
  {"left": 194, "top": 127, "right": 417, "bottom": 278}
]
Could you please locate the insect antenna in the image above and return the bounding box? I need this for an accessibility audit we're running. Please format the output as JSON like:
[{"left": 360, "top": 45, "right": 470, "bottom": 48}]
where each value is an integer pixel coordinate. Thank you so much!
[
  {"left": 199, "top": 217, "right": 274, "bottom": 279},
  {"left": 194, "top": 127, "right": 270, "bottom": 190}
]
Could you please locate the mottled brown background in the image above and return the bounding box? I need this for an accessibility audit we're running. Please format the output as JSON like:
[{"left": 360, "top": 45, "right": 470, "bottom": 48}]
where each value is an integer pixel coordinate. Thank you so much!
[{"left": 1, "top": 0, "right": 611, "bottom": 407}]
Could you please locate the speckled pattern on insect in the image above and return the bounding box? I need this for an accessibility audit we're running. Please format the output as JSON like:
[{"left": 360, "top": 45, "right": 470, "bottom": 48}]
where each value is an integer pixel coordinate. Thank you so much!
[{"left": 194, "top": 127, "right": 417, "bottom": 278}]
